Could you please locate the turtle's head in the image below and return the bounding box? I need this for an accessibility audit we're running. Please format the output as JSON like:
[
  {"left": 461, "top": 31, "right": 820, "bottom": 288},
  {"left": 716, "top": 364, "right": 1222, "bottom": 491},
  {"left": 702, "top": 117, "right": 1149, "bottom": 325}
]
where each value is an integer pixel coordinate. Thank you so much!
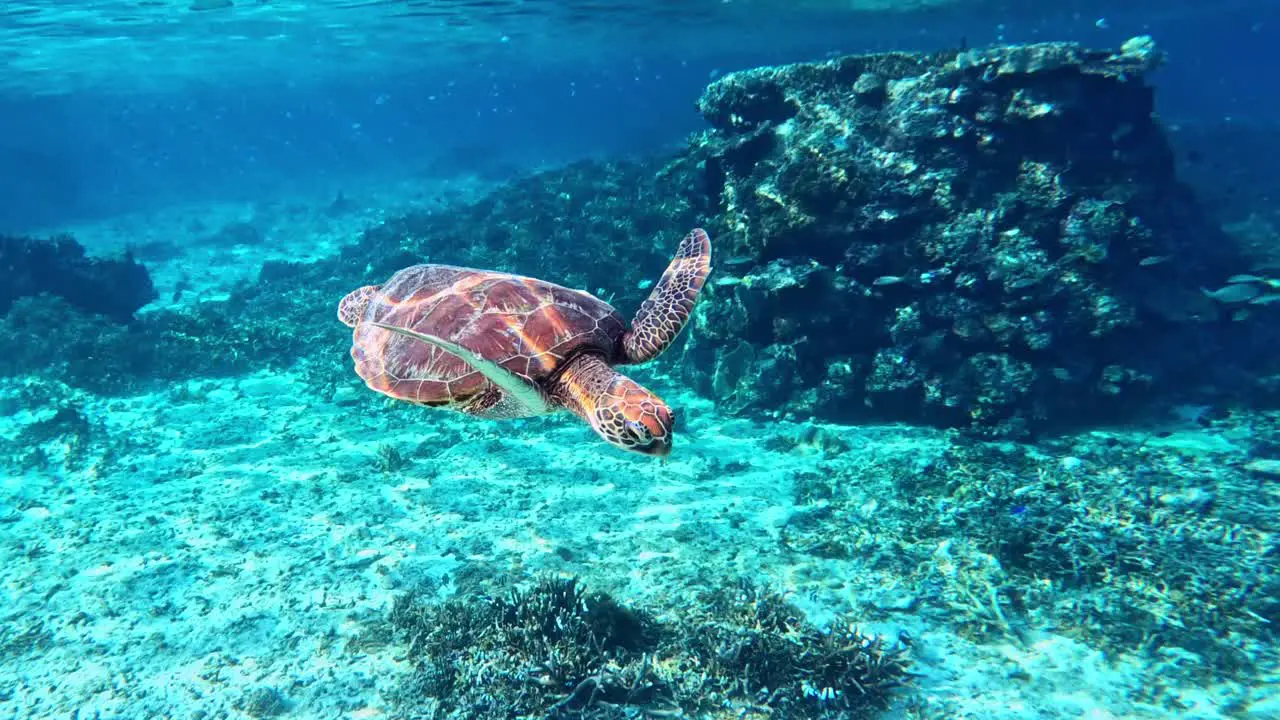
[
  {"left": 558, "top": 355, "right": 676, "bottom": 456},
  {"left": 593, "top": 377, "right": 675, "bottom": 456}
]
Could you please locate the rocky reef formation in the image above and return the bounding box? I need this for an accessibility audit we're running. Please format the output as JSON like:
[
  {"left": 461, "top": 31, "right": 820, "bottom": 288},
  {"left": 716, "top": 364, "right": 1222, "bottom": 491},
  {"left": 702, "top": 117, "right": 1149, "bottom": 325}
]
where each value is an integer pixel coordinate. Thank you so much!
[
  {"left": 674, "top": 37, "right": 1259, "bottom": 436},
  {"left": 0, "top": 233, "right": 155, "bottom": 324}
]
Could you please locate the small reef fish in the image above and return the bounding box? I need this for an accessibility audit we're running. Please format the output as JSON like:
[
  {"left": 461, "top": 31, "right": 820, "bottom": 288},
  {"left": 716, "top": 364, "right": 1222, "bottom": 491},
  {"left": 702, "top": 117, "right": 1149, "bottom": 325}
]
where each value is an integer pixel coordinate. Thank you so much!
[
  {"left": 1138, "top": 255, "right": 1170, "bottom": 266},
  {"left": 1202, "top": 283, "right": 1263, "bottom": 304},
  {"left": 873, "top": 275, "right": 906, "bottom": 286}
]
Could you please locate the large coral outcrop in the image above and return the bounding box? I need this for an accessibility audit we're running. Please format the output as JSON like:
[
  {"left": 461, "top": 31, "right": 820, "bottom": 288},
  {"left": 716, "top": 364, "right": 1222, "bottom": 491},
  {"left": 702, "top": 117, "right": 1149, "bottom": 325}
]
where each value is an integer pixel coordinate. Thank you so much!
[{"left": 676, "top": 38, "right": 1250, "bottom": 436}]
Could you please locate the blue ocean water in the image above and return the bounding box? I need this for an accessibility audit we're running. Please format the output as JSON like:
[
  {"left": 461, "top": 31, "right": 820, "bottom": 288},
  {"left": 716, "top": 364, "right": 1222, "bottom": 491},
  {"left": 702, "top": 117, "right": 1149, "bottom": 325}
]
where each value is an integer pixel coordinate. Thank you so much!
[
  {"left": 3, "top": 0, "right": 1276, "bottom": 232},
  {"left": 2, "top": 1, "right": 1279, "bottom": 718}
]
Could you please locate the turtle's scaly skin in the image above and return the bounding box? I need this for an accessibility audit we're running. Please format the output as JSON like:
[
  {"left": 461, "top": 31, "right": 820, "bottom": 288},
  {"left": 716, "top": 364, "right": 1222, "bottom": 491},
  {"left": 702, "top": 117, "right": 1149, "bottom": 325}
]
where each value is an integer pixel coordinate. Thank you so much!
[
  {"left": 550, "top": 352, "right": 676, "bottom": 454},
  {"left": 338, "top": 229, "right": 712, "bottom": 455}
]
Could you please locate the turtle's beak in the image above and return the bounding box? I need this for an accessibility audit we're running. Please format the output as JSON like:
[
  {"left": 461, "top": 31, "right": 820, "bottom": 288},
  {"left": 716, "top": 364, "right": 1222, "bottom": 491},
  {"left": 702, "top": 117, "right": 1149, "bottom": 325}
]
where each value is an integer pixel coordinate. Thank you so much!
[
  {"left": 636, "top": 433, "right": 672, "bottom": 457},
  {"left": 645, "top": 440, "right": 672, "bottom": 458}
]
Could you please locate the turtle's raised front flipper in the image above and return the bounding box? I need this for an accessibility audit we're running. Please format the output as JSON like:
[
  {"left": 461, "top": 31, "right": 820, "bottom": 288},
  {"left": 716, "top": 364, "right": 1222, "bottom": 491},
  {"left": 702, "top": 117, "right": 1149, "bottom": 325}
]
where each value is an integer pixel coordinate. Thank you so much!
[
  {"left": 370, "top": 322, "right": 552, "bottom": 414},
  {"left": 622, "top": 228, "right": 712, "bottom": 363}
]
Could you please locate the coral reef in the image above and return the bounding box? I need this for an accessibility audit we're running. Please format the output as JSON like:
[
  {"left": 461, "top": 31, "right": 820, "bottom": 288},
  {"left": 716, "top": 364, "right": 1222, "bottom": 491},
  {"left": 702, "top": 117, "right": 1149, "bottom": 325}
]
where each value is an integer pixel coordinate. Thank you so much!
[
  {"left": 779, "top": 417, "right": 1280, "bottom": 683},
  {"left": 0, "top": 160, "right": 685, "bottom": 396},
  {"left": 0, "top": 291, "right": 324, "bottom": 395},
  {"left": 3, "top": 40, "right": 1278, "bottom": 441},
  {"left": 673, "top": 37, "right": 1264, "bottom": 436},
  {"left": 0, "top": 232, "right": 155, "bottom": 323},
  {"left": 386, "top": 576, "right": 910, "bottom": 719},
  {"left": 348, "top": 159, "right": 694, "bottom": 299}
]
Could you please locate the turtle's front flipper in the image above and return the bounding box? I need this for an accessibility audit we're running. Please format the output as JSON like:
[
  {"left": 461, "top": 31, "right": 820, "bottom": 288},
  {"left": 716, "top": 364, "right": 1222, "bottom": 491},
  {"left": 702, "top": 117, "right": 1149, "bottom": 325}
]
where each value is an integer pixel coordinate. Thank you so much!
[
  {"left": 622, "top": 228, "right": 712, "bottom": 363},
  {"left": 371, "top": 322, "right": 552, "bottom": 414}
]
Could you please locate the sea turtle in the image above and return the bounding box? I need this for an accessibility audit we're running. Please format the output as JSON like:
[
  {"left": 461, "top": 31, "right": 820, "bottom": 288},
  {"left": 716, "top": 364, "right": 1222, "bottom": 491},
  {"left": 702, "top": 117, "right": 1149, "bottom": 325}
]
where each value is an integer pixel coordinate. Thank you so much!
[{"left": 337, "top": 228, "right": 712, "bottom": 456}]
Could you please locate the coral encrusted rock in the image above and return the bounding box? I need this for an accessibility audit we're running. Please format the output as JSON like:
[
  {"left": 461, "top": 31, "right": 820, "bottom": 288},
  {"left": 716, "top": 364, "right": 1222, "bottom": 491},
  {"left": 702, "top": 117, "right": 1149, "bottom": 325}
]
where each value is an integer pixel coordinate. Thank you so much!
[
  {"left": 0, "top": 233, "right": 156, "bottom": 323},
  {"left": 676, "top": 37, "right": 1249, "bottom": 436}
]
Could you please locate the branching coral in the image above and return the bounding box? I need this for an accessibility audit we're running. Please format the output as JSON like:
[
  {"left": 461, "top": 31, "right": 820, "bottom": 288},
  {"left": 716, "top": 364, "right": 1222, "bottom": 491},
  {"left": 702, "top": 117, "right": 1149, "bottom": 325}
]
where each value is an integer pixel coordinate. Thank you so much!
[
  {"left": 786, "top": 429, "right": 1279, "bottom": 680},
  {"left": 386, "top": 576, "right": 911, "bottom": 719}
]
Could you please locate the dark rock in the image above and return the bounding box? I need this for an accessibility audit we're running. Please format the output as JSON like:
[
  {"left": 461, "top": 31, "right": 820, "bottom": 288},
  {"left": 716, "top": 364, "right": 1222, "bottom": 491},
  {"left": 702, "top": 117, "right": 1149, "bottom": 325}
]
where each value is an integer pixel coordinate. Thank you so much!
[
  {"left": 0, "top": 232, "right": 155, "bottom": 323},
  {"left": 676, "top": 37, "right": 1251, "bottom": 436}
]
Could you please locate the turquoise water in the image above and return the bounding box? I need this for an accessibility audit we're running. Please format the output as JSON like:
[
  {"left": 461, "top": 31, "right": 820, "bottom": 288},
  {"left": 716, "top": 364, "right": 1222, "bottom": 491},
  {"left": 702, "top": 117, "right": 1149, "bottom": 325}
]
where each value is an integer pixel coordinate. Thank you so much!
[{"left": 2, "top": 2, "right": 1279, "bottom": 718}]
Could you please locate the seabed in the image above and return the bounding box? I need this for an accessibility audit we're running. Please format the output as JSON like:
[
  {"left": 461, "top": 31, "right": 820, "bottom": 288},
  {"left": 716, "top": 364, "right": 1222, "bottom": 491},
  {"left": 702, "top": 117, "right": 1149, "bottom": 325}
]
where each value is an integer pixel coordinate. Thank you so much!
[{"left": 2, "top": 178, "right": 1278, "bottom": 719}]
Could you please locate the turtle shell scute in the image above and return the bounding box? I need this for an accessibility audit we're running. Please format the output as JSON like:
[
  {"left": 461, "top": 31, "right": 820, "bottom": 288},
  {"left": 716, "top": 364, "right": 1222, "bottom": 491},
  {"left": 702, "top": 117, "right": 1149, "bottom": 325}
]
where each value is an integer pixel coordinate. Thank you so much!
[{"left": 348, "top": 265, "right": 626, "bottom": 407}]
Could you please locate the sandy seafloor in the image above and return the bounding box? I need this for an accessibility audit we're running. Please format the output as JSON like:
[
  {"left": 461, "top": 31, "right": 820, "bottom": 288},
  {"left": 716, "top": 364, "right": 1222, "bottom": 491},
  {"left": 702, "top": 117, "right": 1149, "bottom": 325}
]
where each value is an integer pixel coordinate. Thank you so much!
[{"left": 1, "top": 175, "right": 1278, "bottom": 720}]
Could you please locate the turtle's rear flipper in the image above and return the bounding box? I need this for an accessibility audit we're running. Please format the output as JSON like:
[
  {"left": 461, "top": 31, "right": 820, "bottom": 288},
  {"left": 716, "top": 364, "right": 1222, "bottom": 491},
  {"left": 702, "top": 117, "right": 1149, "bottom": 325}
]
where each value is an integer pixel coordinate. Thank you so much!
[
  {"left": 622, "top": 228, "right": 712, "bottom": 363},
  {"left": 338, "top": 285, "right": 382, "bottom": 328},
  {"left": 371, "top": 322, "right": 552, "bottom": 415}
]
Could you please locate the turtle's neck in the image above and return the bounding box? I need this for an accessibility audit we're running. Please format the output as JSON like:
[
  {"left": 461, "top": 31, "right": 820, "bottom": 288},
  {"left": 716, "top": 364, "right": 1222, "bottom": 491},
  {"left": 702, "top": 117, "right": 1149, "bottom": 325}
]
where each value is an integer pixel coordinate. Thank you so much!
[{"left": 551, "top": 352, "right": 619, "bottom": 420}]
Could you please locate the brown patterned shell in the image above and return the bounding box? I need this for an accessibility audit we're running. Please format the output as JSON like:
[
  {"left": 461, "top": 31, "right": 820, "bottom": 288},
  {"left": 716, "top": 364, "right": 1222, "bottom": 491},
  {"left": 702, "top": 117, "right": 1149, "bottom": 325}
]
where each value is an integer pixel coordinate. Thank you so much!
[{"left": 350, "top": 264, "right": 626, "bottom": 409}]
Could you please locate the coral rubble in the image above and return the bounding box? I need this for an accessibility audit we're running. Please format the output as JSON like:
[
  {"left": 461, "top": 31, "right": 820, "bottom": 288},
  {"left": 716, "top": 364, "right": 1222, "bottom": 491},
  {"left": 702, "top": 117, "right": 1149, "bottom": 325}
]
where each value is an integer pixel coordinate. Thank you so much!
[
  {"left": 386, "top": 576, "right": 910, "bottom": 719},
  {"left": 779, "top": 415, "right": 1280, "bottom": 683}
]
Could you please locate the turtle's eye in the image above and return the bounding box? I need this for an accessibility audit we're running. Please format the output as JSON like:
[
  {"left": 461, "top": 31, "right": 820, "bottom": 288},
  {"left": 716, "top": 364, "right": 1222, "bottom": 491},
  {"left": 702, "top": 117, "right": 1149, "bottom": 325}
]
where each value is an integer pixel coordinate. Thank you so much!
[{"left": 625, "top": 420, "right": 651, "bottom": 442}]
